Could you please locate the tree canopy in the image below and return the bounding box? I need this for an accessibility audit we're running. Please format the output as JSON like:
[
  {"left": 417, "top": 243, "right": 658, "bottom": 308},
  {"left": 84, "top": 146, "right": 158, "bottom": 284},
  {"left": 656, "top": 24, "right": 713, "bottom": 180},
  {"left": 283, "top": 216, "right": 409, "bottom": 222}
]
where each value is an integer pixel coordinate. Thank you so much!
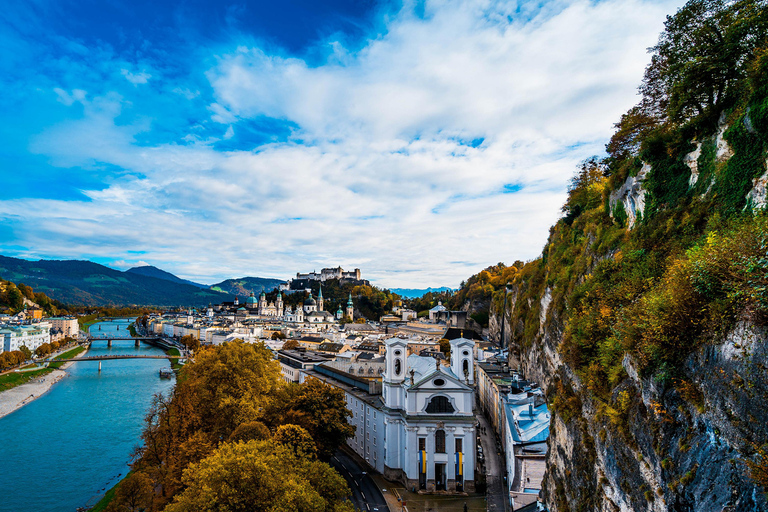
[{"left": 163, "top": 440, "right": 353, "bottom": 512}]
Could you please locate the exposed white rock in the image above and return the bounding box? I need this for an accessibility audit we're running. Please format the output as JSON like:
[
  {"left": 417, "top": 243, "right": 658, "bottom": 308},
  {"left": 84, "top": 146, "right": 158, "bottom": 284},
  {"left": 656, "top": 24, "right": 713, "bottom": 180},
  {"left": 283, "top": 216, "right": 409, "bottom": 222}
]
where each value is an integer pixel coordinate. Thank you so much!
[
  {"left": 539, "top": 287, "right": 552, "bottom": 335},
  {"left": 683, "top": 142, "right": 702, "bottom": 187},
  {"left": 609, "top": 162, "right": 649, "bottom": 229},
  {"left": 746, "top": 167, "right": 768, "bottom": 210},
  {"left": 720, "top": 321, "right": 759, "bottom": 361},
  {"left": 715, "top": 114, "right": 734, "bottom": 162}
]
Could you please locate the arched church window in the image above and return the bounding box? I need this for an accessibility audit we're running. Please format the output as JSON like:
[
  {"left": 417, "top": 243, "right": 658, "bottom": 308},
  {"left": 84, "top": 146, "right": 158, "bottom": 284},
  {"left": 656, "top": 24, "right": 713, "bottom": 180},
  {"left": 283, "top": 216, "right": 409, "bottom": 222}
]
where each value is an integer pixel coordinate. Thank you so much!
[
  {"left": 435, "top": 429, "right": 446, "bottom": 453},
  {"left": 394, "top": 359, "right": 402, "bottom": 376},
  {"left": 463, "top": 359, "right": 469, "bottom": 375},
  {"left": 425, "top": 396, "right": 455, "bottom": 414}
]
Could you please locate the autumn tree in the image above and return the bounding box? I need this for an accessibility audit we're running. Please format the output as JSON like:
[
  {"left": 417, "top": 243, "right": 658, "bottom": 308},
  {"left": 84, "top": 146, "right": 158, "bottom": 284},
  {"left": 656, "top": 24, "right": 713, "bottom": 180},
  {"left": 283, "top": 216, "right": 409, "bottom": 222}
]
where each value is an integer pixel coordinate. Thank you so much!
[
  {"left": 262, "top": 378, "right": 355, "bottom": 460},
  {"left": 282, "top": 339, "right": 300, "bottom": 350},
  {"left": 274, "top": 424, "right": 318, "bottom": 458},
  {"left": 179, "top": 335, "right": 199, "bottom": 351},
  {"left": 562, "top": 157, "right": 609, "bottom": 224},
  {"left": 163, "top": 440, "right": 353, "bottom": 512},
  {"left": 107, "top": 471, "right": 154, "bottom": 512},
  {"left": 134, "top": 341, "right": 283, "bottom": 506},
  {"left": 228, "top": 421, "right": 271, "bottom": 443},
  {"left": 35, "top": 343, "right": 51, "bottom": 358}
]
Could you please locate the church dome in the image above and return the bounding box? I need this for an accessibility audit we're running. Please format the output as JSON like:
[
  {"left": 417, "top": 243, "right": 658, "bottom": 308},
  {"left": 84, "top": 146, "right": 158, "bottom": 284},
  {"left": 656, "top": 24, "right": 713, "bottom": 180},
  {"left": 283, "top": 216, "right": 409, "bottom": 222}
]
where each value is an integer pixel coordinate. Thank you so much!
[
  {"left": 246, "top": 293, "right": 257, "bottom": 305},
  {"left": 304, "top": 296, "right": 317, "bottom": 306}
]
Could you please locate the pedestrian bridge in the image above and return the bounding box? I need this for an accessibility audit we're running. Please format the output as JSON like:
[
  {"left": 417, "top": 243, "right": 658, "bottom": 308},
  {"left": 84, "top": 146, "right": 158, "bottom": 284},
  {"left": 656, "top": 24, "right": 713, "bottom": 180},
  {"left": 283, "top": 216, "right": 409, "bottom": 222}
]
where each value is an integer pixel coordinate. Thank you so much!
[
  {"left": 49, "top": 354, "right": 181, "bottom": 363},
  {"left": 87, "top": 335, "right": 162, "bottom": 347},
  {"left": 47, "top": 353, "right": 183, "bottom": 373}
]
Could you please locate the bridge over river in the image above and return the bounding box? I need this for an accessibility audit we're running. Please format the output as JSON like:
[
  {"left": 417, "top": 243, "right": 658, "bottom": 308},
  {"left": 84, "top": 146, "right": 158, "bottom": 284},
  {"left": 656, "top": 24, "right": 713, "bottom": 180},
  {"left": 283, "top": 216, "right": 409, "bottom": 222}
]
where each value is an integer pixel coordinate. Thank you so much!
[
  {"left": 87, "top": 335, "right": 168, "bottom": 348},
  {"left": 46, "top": 353, "right": 183, "bottom": 372}
]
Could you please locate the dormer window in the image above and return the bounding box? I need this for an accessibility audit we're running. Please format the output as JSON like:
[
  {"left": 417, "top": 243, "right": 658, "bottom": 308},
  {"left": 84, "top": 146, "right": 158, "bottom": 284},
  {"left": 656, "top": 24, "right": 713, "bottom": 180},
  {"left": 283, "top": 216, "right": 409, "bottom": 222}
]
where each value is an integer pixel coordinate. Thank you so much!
[{"left": 425, "top": 395, "right": 455, "bottom": 414}]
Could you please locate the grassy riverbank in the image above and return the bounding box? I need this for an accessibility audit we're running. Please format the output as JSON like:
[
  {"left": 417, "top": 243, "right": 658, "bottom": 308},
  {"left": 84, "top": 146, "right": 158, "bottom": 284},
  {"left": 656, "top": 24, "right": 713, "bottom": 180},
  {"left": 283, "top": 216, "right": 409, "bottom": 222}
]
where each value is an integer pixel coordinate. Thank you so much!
[
  {"left": 0, "top": 368, "right": 50, "bottom": 392},
  {"left": 78, "top": 313, "right": 102, "bottom": 331},
  {"left": 88, "top": 471, "right": 132, "bottom": 512},
  {"left": 49, "top": 346, "right": 86, "bottom": 369},
  {"left": 0, "top": 345, "right": 84, "bottom": 392}
]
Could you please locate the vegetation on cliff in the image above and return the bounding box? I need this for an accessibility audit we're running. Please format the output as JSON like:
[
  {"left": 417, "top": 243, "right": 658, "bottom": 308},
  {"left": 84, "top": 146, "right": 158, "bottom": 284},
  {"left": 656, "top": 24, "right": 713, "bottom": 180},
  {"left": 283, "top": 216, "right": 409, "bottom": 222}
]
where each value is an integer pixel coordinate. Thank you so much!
[{"left": 449, "top": 0, "right": 768, "bottom": 508}]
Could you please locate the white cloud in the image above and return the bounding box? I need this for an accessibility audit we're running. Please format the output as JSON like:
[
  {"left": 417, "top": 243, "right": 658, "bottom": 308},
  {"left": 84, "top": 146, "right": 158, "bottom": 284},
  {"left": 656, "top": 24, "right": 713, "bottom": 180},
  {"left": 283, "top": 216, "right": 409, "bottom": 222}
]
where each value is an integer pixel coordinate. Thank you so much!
[
  {"left": 111, "top": 260, "right": 150, "bottom": 269},
  {"left": 121, "top": 68, "right": 152, "bottom": 85},
  {"left": 4, "top": 0, "right": 684, "bottom": 288}
]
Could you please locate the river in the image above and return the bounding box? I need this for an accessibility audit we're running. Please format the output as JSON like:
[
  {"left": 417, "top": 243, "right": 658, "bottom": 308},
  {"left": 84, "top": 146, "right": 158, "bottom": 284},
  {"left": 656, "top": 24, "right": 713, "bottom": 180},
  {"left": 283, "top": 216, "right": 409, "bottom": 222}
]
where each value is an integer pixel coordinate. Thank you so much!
[{"left": 0, "top": 318, "right": 175, "bottom": 512}]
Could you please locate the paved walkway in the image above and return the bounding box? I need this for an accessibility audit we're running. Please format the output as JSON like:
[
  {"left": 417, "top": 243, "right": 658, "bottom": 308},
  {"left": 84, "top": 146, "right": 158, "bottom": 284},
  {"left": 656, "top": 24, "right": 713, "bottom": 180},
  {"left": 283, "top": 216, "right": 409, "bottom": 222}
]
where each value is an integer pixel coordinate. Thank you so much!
[{"left": 476, "top": 412, "right": 508, "bottom": 512}]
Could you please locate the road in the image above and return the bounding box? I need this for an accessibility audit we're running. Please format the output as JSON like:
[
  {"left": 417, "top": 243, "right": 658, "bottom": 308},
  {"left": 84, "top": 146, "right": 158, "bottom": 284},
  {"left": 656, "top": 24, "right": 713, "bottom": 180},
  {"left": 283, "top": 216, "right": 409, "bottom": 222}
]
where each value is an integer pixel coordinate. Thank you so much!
[
  {"left": 476, "top": 412, "right": 508, "bottom": 512},
  {"left": 331, "top": 450, "right": 389, "bottom": 512}
]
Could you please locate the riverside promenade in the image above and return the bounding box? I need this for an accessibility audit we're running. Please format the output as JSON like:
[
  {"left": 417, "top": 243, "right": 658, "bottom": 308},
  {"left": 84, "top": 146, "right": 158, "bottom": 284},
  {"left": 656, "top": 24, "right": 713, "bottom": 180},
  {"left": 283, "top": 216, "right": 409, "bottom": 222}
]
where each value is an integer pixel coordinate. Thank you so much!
[{"left": 0, "top": 344, "right": 89, "bottom": 419}]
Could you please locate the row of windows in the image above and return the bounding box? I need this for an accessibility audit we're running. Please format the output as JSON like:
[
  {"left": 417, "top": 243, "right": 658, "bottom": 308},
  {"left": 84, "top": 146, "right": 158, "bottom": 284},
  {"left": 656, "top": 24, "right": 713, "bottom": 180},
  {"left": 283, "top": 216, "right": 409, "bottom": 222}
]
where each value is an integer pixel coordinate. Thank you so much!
[{"left": 418, "top": 432, "right": 463, "bottom": 454}]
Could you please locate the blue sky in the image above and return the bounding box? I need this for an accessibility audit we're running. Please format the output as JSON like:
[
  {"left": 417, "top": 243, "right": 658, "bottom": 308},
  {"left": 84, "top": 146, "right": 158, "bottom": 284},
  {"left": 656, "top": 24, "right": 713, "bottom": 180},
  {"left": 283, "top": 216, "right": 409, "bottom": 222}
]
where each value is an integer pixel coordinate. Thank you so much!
[{"left": 0, "top": 0, "right": 683, "bottom": 287}]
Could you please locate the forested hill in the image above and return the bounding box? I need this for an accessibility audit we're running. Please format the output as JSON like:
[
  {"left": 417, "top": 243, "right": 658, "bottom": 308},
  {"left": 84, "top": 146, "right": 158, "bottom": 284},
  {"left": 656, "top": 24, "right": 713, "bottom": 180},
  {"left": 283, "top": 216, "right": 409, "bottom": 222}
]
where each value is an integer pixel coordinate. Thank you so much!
[
  {"left": 126, "top": 265, "right": 207, "bottom": 288},
  {"left": 0, "top": 255, "right": 232, "bottom": 306},
  {"left": 210, "top": 277, "right": 285, "bottom": 297},
  {"left": 454, "top": 1, "right": 768, "bottom": 510}
]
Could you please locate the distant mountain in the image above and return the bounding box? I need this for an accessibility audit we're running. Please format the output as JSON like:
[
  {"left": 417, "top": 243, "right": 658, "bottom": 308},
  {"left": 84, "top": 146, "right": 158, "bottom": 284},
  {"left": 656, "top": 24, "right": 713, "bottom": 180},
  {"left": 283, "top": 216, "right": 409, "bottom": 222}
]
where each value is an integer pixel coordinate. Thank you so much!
[
  {"left": 126, "top": 265, "right": 207, "bottom": 288},
  {"left": 390, "top": 286, "right": 453, "bottom": 298},
  {"left": 210, "top": 277, "right": 284, "bottom": 298},
  {"left": 0, "top": 255, "right": 232, "bottom": 307}
]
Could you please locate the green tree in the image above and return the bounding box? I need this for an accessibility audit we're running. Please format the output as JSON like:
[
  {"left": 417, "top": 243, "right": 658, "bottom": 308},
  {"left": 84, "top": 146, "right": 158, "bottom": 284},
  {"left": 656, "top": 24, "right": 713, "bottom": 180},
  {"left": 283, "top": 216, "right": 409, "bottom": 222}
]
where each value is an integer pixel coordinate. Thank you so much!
[
  {"left": 641, "top": 0, "right": 768, "bottom": 125},
  {"left": 18, "top": 345, "right": 31, "bottom": 360},
  {"left": 163, "top": 441, "right": 353, "bottom": 512},
  {"left": 5, "top": 284, "right": 24, "bottom": 311}
]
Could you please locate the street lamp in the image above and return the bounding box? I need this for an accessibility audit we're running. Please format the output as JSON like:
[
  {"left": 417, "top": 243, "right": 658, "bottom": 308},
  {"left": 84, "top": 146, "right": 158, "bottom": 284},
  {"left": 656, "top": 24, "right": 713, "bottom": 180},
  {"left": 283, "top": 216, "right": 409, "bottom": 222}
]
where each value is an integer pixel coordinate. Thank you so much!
[{"left": 499, "top": 284, "right": 512, "bottom": 350}]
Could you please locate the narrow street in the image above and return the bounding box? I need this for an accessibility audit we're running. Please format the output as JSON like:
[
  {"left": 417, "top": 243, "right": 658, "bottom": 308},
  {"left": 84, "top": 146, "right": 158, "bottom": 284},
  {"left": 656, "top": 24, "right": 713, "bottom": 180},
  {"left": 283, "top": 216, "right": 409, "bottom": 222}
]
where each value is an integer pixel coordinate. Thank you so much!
[
  {"left": 476, "top": 412, "right": 508, "bottom": 512},
  {"left": 331, "top": 450, "right": 389, "bottom": 512}
]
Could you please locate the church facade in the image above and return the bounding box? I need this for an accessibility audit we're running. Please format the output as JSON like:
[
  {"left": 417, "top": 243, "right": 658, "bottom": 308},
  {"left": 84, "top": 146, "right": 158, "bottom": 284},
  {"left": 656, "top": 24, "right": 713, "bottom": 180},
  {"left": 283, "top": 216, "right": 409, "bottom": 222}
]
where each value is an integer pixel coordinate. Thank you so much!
[
  {"left": 304, "top": 335, "right": 477, "bottom": 494},
  {"left": 382, "top": 337, "right": 477, "bottom": 492}
]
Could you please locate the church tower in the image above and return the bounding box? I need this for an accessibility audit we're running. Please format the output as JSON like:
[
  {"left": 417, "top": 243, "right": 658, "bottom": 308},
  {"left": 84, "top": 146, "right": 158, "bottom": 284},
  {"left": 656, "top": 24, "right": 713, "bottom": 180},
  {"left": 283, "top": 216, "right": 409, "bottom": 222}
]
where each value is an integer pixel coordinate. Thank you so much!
[
  {"left": 318, "top": 286, "right": 324, "bottom": 311},
  {"left": 346, "top": 293, "right": 354, "bottom": 320},
  {"left": 276, "top": 291, "right": 284, "bottom": 317},
  {"left": 258, "top": 291, "right": 267, "bottom": 315},
  {"left": 450, "top": 337, "right": 475, "bottom": 384},
  {"left": 383, "top": 337, "right": 408, "bottom": 409}
]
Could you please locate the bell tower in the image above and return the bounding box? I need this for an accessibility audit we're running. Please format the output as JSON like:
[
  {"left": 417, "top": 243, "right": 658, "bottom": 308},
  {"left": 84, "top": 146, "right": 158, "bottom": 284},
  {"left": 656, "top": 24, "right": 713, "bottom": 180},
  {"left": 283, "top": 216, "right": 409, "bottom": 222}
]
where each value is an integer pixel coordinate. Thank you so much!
[
  {"left": 346, "top": 293, "right": 354, "bottom": 320},
  {"left": 383, "top": 338, "right": 408, "bottom": 409},
  {"left": 450, "top": 336, "right": 475, "bottom": 385}
]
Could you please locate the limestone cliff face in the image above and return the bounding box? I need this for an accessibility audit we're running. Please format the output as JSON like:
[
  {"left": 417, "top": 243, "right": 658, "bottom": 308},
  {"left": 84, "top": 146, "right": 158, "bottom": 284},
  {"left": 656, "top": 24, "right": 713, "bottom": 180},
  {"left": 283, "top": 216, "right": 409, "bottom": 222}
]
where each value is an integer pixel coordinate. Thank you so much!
[
  {"left": 609, "top": 163, "right": 649, "bottom": 229},
  {"left": 494, "top": 289, "right": 768, "bottom": 511}
]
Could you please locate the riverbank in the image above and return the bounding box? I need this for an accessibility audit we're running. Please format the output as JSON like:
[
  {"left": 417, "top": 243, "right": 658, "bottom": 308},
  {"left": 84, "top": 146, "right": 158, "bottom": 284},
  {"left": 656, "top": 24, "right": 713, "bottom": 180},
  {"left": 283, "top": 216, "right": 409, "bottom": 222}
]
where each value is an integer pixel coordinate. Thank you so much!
[{"left": 0, "top": 345, "right": 89, "bottom": 419}]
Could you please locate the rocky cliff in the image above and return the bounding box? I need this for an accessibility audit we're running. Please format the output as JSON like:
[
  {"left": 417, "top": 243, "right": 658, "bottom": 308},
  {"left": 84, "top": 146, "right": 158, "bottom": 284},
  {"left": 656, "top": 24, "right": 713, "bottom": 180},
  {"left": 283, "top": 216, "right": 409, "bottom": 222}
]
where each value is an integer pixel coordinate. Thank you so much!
[
  {"left": 474, "top": 2, "right": 768, "bottom": 509},
  {"left": 486, "top": 128, "right": 768, "bottom": 511}
]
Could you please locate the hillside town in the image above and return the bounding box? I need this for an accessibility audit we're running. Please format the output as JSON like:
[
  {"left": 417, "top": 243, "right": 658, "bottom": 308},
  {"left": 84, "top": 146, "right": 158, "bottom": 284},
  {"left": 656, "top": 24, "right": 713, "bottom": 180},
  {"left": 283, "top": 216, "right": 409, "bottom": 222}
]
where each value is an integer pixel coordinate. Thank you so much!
[{"left": 133, "top": 268, "right": 551, "bottom": 510}]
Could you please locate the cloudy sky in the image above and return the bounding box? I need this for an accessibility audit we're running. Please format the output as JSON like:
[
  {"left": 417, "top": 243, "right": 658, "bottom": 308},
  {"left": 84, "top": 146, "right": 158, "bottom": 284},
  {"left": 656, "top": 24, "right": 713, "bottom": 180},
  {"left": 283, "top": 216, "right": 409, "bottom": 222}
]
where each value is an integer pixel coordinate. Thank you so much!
[{"left": 0, "top": 0, "right": 683, "bottom": 288}]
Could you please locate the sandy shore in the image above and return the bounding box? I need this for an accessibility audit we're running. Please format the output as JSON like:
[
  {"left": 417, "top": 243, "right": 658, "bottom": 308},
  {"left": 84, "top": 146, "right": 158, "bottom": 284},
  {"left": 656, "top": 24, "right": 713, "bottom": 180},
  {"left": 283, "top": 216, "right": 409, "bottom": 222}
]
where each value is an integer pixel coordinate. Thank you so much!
[{"left": 0, "top": 345, "right": 89, "bottom": 420}]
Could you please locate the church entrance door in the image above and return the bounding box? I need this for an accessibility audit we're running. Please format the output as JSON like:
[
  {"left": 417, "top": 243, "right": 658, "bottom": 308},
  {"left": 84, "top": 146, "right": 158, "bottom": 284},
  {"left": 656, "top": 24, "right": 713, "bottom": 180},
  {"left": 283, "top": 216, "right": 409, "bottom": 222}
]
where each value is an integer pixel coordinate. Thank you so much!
[{"left": 435, "top": 463, "right": 446, "bottom": 491}]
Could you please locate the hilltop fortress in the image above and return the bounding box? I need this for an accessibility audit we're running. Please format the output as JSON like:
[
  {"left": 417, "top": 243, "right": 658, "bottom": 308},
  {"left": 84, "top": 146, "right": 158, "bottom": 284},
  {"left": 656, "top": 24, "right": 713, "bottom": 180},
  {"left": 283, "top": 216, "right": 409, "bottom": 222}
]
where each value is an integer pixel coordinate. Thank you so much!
[{"left": 280, "top": 266, "right": 369, "bottom": 292}]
